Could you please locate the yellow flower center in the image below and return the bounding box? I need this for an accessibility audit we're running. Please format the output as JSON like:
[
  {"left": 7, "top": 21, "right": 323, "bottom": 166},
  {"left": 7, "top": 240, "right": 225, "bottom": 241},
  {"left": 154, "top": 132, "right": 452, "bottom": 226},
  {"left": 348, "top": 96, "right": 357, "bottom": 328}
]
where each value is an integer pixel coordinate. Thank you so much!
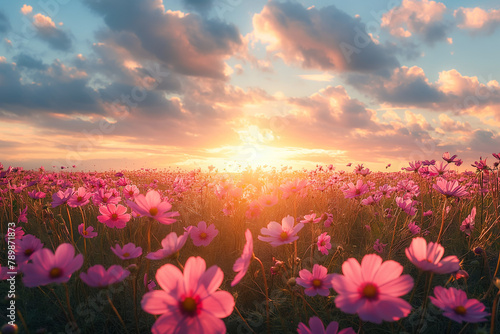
[
  {"left": 199, "top": 232, "right": 208, "bottom": 239},
  {"left": 149, "top": 207, "right": 158, "bottom": 216},
  {"left": 454, "top": 305, "right": 467, "bottom": 315},
  {"left": 82, "top": 230, "right": 88, "bottom": 235},
  {"left": 49, "top": 267, "right": 63, "bottom": 279},
  {"left": 280, "top": 231, "right": 288, "bottom": 241},
  {"left": 181, "top": 297, "right": 197, "bottom": 315},
  {"left": 312, "top": 279, "right": 322, "bottom": 288},
  {"left": 123, "top": 252, "right": 130, "bottom": 258},
  {"left": 361, "top": 283, "right": 378, "bottom": 299}
]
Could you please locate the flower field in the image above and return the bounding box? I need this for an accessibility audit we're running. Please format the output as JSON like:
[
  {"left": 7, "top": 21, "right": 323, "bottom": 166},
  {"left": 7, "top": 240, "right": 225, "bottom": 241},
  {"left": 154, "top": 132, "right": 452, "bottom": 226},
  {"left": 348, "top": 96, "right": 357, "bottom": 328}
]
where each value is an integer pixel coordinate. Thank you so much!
[{"left": 1, "top": 155, "right": 499, "bottom": 334}]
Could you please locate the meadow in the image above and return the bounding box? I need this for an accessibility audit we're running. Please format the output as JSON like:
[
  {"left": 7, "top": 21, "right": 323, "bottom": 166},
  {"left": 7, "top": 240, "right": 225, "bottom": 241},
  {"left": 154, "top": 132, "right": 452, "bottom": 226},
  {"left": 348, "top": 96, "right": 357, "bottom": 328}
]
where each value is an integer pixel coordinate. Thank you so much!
[{"left": 0, "top": 155, "right": 499, "bottom": 334}]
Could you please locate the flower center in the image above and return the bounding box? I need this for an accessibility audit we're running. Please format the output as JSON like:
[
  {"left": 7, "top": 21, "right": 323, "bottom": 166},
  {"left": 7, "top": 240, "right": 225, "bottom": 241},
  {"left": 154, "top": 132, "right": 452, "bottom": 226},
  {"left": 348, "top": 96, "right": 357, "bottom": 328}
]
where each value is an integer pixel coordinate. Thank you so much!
[
  {"left": 49, "top": 267, "right": 63, "bottom": 279},
  {"left": 280, "top": 231, "right": 288, "bottom": 241},
  {"left": 103, "top": 197, "right": 108, "bottom": 203},
  {"left": 82, "top": 230, "right": 88, "bottom": 235},
  {"left": 180, "top": 297, "right": 198, "bottom": 316},
  {"left": 24, "top": 248, "right": 34, "bottom": 256},
  {"left": 199, "top": 232, "right": 207, "bottom": 239},
  {"left": 361, "top": 283, "right": 379, "bottom": 300},
  {"left": 123, "top": 252, "right": 130, "bottom": 258},
  {"left": 77, "top": 196, "right": 83, "bottom": 202},
  {"left": 454, "top": 305, "right": 467, "bottom": 315},
  {"left": 129, "top": 191, "right": 134, "bottom": 196},
  {"left": 355, "top": 189, "right": 361, "bottom": 195},
  {"left": 149, "top": 207, "right": 158, "bottom": 216},
  {"left": 312, "top": 279, "right": 322, "bottom": 288},
  {"left": 111, "top": 213, "right": 118, "bottom": 220}
]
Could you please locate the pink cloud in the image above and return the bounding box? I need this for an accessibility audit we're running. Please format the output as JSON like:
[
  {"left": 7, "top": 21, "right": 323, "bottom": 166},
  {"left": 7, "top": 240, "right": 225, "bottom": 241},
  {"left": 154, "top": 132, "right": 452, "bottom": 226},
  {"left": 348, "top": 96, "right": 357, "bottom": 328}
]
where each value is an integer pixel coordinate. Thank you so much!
[
  {"left": 33, "top": 13, "right": 56, "bottom": 29},
  {"left": 455, "top": 7, "right": 500, "bottom": 34},
  {"left": 21, "top": 4, "right": 33, "bottom": 15}
]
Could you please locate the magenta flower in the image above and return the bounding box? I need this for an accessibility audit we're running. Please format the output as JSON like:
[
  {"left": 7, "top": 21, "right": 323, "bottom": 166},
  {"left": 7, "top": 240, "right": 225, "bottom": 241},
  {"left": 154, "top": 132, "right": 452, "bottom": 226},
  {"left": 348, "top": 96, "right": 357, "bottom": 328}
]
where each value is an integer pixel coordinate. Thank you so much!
[
  {"left": 123, "top": 184, "right": 140, "bottom": 200},
  {"left": 18, "top": 205, "right": 28, "bottom": 223},
  {"left": 423, "top": 210, "right": 433, "bottom": 217},
  {"left": 373, "top": 239, "right": 387, "bottom": 254},
  {"left": 460, "top": 207, "right": 476, "bottom": 236},
  {"left": 22, "top": 243, "right": 83, "bottom": 287},
  {"left": 231, "top": 229, "right": 254, "bottom": 287},
  {"left": 430, "top": 286, "right": 489, "bottom": 323},
  {"left": 146, "top": 232, "right": 189, "bottom": 260},
  {"left": 111, "top": 243, "right": 143, "bottom": 260},
  {"left": 78, "top": 224, "right": 98, "bottom": 238},
  {"left": 331, "top": 254, "right": 414, "bottom": 324},
  {"left": 80, "top": 264, "right": 130, "bottom": 288},
  {"left": 301, "top": 213, "right": 321, "bottom": 224},
  {"left": 67, "top": 187, "right": 91, "bottom": 207},
  {"left": 51, "top": 188, "right": 74, "bottom": 208},
  {"left": 258, "top": 215, "right": 304, "bottom": 247},
  {"left": 342, "top": 180, "right": 369, "bottom": 199},
  {"left": 297, "top": 317, "right": 355, "bottom": 334},
  {"left": 15, "top": 234, "right": 43, "bottom": 264},
  {"left": 317, "top": 232, "right": 332, "bottom": 255},
  {"left": 28, "top": 190, "right": 46, "bottom": 200},
  {"left": 97, "top": 204, "right": 131, "bottom": 229},
  {"left": 433, "top": 178, "right": 468, "bottom": 198},
  {"left": 408, "top": 221, "right": 421, "bottom": 235},
  {"left": 189, "top": 221, "right": 218, "bottom": 247},
  {"left": 126, "top": 190, "right": 179, "bottom": 225},
  {"left": 92, "top": 188, "right": 121, "bottom": 206},
  {"left": 296, "top": 264, "right": 334, "bottom": 297},
  {"left": 141, "top": 256, "right": 235, "bottom": 334},
  {"left": 405, "top": 237, "right": 460, "bottom": 274}
]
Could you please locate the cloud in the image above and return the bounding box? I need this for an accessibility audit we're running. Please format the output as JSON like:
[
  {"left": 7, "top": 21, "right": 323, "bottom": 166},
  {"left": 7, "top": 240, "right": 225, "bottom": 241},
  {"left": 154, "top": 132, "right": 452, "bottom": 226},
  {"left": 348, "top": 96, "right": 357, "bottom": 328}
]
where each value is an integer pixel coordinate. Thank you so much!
[
  {"left": 455, "top": 7, "right": 500, "bottom": 34},
  {"left": 13, "top": 53, "right": 47, "bottom": 70},
  {"left": 381, "top": 0, "right": 451, "bottom": 45},
  {"left": 21, "top": 5, "right": 33, "bottom": 15},
  {"left": 83, "top": 0, "right": 243, "bottom": 79},
  {"left": 437, "top": 114, "right": 472, "bottom": 133},
  {"left": 0, "top": 11, "right": 11, "bottom": 33},
  {"left": 32, "top": 13, "right": 72, "bottom": 51},
  {"left": 181, "top": 0, "right": 216, "bottom": 14},
  {"left": 252, "top": 0, "right": 399, "bottom": 73}
]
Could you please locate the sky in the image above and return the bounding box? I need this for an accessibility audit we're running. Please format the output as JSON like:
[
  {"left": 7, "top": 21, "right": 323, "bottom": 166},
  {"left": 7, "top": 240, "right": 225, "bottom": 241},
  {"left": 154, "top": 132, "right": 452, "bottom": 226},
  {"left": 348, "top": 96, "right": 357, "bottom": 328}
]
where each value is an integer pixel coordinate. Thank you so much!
[{"left": 0, "top": 0, "right": 499, "bottom": 172}]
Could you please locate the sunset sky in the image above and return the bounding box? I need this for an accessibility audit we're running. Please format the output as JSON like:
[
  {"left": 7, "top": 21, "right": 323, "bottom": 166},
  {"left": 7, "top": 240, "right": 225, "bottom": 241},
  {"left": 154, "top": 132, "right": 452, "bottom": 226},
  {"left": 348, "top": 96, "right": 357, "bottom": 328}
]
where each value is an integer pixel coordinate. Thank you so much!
[{"left": 1, "top": 0, "right": 499, "bottom": 172}]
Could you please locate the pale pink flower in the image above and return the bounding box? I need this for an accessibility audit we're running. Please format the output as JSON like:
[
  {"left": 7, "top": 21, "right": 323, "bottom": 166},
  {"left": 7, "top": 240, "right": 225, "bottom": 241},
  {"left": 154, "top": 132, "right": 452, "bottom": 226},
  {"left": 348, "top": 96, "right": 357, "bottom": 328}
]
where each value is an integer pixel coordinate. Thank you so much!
[
  {"left": 331, "top": 254, "right": 414, "bottom": 324},
  {"left": 146, "top": 232, "right": 189, "bottom": 260},
  {"left": 301, "top": 213, "right": 321, "bottom": 224},
  {"left": 80, "top": 264, "right": 130, "bottom": 288},
  {"left": 245, "top": 200, "right": 262, "bottom": 220},
  {"left": 141, "top": 256, "right": 235, "bottom": 334},
  {"left": 22, "top": 243, "right": 83, "bottom": 287},
  {"left": 433, "top": 178, "right": 468, "bottom": 198},
  {"left": 317, "top": 232, "right": 332, "bottom": 255},
  {"left": 296, "top": 264, "right": 334, "bottom": 297},
  {"left": 342, "top": 180, "right": 369, "bottom": 199},
  {"left": 231, "top": 229, "right": 254, "bottom": 287},
  {"left": 258, "top": 194, "right": 278, "bottom": 207},
  {"left": 430, "top": 286, "right": 489, "bottom": 323},
  {"left": 460, "top": 207, "right": 476, "bottom": 236},
  {"left": 189, "top": 221, "right": 218, "bottom": 247},
  {"left": 297, "top": 317, "right": 355, "bottom": 334},
  {"left": 123, "top": 184, "right": 140, "bottom": 200},
  {"left": 78, "top": 224, "right": 98, "bottom": 238},
  {"left": 126, "top": 190, "right": 179, "bottom": 225},
  {"left": 67, "top": 187, "right": 91, "bottom": 207},
  {"left": 405, "top": 237, "right": 460, "bottom": 274},
  {"left": 258, "top": 215, "right": 304, "bottom": 247},
  {"left": 97, "top": 204, "right": 131, "bottom": 229},
  {"left": 111, "top": 243, "right": 143, "bottom": 260}
]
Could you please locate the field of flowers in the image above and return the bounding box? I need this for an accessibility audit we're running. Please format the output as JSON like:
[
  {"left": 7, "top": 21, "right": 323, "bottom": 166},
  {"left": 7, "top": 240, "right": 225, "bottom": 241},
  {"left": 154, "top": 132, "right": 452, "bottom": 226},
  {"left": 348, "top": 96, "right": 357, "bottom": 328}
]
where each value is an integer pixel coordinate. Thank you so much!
[{"left": 1, "top": 154, "right": 499, "bottom": 334}]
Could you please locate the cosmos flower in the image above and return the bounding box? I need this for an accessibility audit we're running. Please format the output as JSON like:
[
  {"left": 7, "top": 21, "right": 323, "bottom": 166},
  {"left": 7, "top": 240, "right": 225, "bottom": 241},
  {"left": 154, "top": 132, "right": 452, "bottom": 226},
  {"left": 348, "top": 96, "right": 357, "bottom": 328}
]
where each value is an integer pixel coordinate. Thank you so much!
[
  {"left": 258, "top": 215, "right": 304, "bottom": 247},
  {"left": 373, "top": 239, "right": 387, "bottom": 254},
  {"left": 111, "top": 243, "right": 143, "bottom": 260},
  {"left": 146, "top": 232, "right": 189, "bottom": 260},
  {"left": 22, "top": 243, "right": 83, "bottom": 287},
  {"left": 430, "top": 286, "right": 489, "bottom": 323},
  {"left": 126, "top": 190, "right": 179, "bottom": 225},
  {"left": 433, "top": 178, "right": 468, "bottom": 198},
  {"left": 67, "top": 187, "right": 91, "bottom": 207},
  {"left": 51, "top": 188, "right": 74, "bottom": 208},
  {"left": 141, "top": 256, "right": 235, "bottom": 334},
  {"left": 317, "top": 232, "right": 332, "bottom": 255},
  {"left": 460, "top": 207, "right": 476, "bottom": 236},
  {"left": 15, "top": 234, "right": 44, "bottom": 264},
  {"left": 405, "top": 237, "right": 460, "bottom": 274},
  {"left": 97, "top": 204, "right": 131, "bottom": 229},
  {"left": 296, "top": 264, "right": 334, "bottom": 297},
  {"left": 297, "top": 317, "right": 355, "bottom": 334},
  {"left": 80, "top": 265, "right": 130, "bottom": 288},
  {"left": 342, "top": 180, "right": 369, "bottom": 199},
  {"left": 78, "top": 224, "right": 98, "bottom": 238},
  {"left": 189, "top": 221, "right": 218, "bottom": 247},
  {"left": 331, "top": 254, "right": 414, "bottom": 324},
  {"left": 231, "top": 229, "right": 253, "bottom": 287}
]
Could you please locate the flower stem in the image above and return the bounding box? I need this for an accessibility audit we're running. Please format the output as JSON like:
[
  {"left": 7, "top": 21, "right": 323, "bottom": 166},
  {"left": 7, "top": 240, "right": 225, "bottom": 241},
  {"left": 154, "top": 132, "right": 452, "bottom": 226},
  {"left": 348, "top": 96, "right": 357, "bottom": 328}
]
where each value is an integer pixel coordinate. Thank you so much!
[
  {"left": 436, "top": 197, "right": 448, "bottom": 244},
  {"left": 107, "top": 293, "right": 129, "bottom": 334},
  {"left": 491, "top": 290, "right": 500, "bottom": 334},
  {"left": 254, "top": 256, "right": 270, "bottom": 334}
]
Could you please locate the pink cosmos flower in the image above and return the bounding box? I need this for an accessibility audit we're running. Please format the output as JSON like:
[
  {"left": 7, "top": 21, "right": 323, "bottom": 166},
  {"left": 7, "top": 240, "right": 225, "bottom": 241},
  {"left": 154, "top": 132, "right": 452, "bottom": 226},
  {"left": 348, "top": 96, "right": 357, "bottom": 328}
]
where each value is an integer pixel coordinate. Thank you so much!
[
  {"left": 123, "top": 184, "right": 140, "bottom": 200},
  {"left": 92, "top": 188, "right": 121, "bottom": 206},
  {"left": 460, "top": 207, "right": 476, "bottom": 236},
  {"left": 97, "top": 204, "right": 131, "bottom": 229},
  {"left": 423, "top": 210, "right": 433, "bottom": 217},
  {"left": 428, "top": 161, "right": 450, "bottom": 177},
  {"left": 408, "top": 221, "right": 421, "bottom": 235},
  {"left": 126, "top": 190, "right": 179, "bottom": 225},
  {"left": 146, "top": 232, "right": 189, "bottom": 260},
  {"left": 231, "top": 229, "right": 254, "bottom": 287},
  {"left": 15, "top": 234, "right": 44, "bottom": 264},
  {"left": 396, "top": 197, "right": 417, "bottom": 216},
  {"left": 67, "top": 187, "right": 91, "bottom": 207},
  {"left": 78, "top": 224, "right": 98, "bottom": 238},
  {"left": 258, "top": 194, "right": 278, "bottom": 207},
  {"left": 301, "top": 213, "right": 321, "bottom": 224},
  {"left": 405, "top": 237, "right": 460, "bottom": 274},
  {"left": 280, "top": 179, "right": 308, "bottom": 199},
  {"left": 5, "top": 226, "right": 24, "bottom": 244},
  {"left": 331, "top": 254, "right": 414, "bottom": 324},
  {"left": 258, "top": 215, "right": 304, "bottom": 247},
  {"left": 18, "top": 205, "right": 28, "bottom": 223},
  {"left": 28, "top": 190, "right": 46, "bottom": 200},
  {"left": 433, "top": 178, "right": 468, "bottom": 198},
  {"left": 342, "top": 180, "right": 369, "bottom": 199},
  {"left": 80, "top": 265, "right": 130, "bottom": 288},
  {"left": 141, "top": 256, "right": 235, "bottom": 334},
  {"left": 22, "top": 243, "right": 83, "bottom": 287},
  {"left": 430, "top": 286, "right": 489, "bottom": 323},
  {"left": 51, "top": 188, "right": 74, "bottom": 208},
  {"left": 245, "top": 200, "right": 262, "bottom": 220},
  {"left": 373, "top": 239, "right": 387, "bottom": 254},
  {"left": 111, "top": 243, "right": 143, "bottom": 260},
  {"left": 296, "top": 264, "right": 334, "bottom": 297},
  {"left": 189, "top": 221, "right": 218, "bottom": 247},
  {"left": 317, "top": 232, "right": 332, "bottom": 255},
  {"left": 297, "top": 317, "right": 355, "bottom": 334}
]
